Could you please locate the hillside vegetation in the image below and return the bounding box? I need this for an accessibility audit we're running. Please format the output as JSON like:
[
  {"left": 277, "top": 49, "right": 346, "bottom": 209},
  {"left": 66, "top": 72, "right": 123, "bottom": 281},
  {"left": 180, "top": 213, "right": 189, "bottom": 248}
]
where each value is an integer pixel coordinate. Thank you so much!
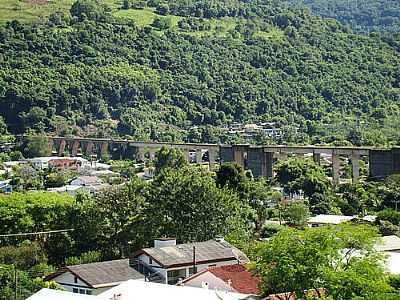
[
  {"left": 0, "top": 0, "right": 399, "bottom": 146},
  {"left": 284, "top": 0, "right": 400, "bottom": 34}
]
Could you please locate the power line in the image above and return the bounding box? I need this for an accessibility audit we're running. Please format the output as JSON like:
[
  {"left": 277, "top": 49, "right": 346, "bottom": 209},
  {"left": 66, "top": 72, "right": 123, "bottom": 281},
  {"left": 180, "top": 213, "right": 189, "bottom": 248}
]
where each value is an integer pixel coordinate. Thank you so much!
[{"left": 0, "top": 229, "right": 74, "bottom": 238}]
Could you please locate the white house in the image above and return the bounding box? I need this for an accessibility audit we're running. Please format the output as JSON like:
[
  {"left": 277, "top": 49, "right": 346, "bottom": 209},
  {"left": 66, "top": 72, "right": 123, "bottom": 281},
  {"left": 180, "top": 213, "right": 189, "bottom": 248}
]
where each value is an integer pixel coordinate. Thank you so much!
[
  {"left": 131, "top": 238, "right": 249, "bottom": 285},
  {"left": 28, "top": 279, "right": 251, "bottom": 300},
  {"left": 181, "top": 264, "right": 261, "bottom": 296},
  {"left": 308, "top": 214, "right": 377, "bottom": 227},
  {"left": 45, "top": 259, "right": 144, "bottom": 296},
  {"left": 27, "top": 157, "right": 90, "bottom": 170},
  {"left": 47, "top": 185, "right": 84, "bottom": 195},
  {"left": 27, "top": 288, "right": 95, "bottom": 300},
  {"left": 101, "top": 279, "right": 252, "bottom": 300},
  {"left": 70, "top": 176, "right": 102, "bottom": 187},
  {"left": 307, "top": 214, "right": 355, "bottom": 227}
]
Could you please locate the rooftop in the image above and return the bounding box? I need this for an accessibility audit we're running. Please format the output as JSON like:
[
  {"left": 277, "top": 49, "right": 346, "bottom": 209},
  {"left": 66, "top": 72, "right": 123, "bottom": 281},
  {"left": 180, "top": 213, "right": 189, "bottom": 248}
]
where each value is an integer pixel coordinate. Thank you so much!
[
  {"left": 71, "top": 176, "right": 102, "bottom": 185},
  {"left": 308, "top": 214, "right": 355, "bottom": 225},
  {"left": 27, "top": 288, "right": 95, "bottom": 300},
  {"left": 183, "top": 264, "right": 261, "bottom": 295},
  {"left": 100, "top": 279, "right": 251, "bottom": 300},
  {"left": 385, "top": 252, "right": 400, "bottom": 275},
  {"left": 134, "top": 239, "right": 249, "bottom": 268},
  {"left": 46, "top": 259, "right": 144, "bottom": 288},
  {"left": 28, "top": 156, "right": 89, "bottom": 163},
  {"left": 29, "top": 280, "right": 252, "bottom": 300},
  {"left": 375, "top": 235, "right": 400, "bottom": 252}
]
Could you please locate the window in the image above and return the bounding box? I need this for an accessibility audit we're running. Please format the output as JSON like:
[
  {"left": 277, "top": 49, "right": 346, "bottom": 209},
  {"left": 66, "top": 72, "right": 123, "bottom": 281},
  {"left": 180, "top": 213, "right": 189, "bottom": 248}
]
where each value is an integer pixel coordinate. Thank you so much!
[
  {"left": 188, "top": 267, "right": 195, "bottom": 276},
  {"left": 79, "top": 289, "right": 86, "bottom": 294},
  {"left": 74, "top": 276, "right": 78, "bottom": 283},
  {"left": 86, "top": 290, "right": 92, "bottom": 295},
  {"left": 167, "top": 269, "right": 186, "bottom": 285},
  {"left": 149, "top": 257, "right": 152, "bottom": 265},
  {"left": 72, "top": 288, "right": 78, "bottom": 293}
]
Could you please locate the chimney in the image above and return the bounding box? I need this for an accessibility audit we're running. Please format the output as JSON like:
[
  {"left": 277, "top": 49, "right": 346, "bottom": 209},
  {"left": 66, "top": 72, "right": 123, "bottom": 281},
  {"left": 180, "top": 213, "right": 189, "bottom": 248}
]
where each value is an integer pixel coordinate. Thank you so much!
[
  {"left": 215, "top": 236, "right": 224, "bottom": 243},
  {"left": 113, "top": 294, "right": 122, "bottom": 300},
  {"left": 227, "top": 279, "right": 232, "bottom": 290},
  {"left": 154, "top": 238, "right": 176, "bottom": 248}
]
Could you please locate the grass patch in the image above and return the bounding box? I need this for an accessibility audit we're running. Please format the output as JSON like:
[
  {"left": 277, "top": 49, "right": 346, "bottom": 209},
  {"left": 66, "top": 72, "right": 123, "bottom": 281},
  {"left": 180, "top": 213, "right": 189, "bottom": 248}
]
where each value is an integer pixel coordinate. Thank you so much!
[
  {"left": 0, "top": 0, "right": 120, "bottom": 24},
  {"left": 0, "top": 0, "right": 281, "bottom": 43},
  {"left": 113, "top": 7, "right": 156, "bottom": 27},
  {"left": 254, "top": 27, "right": 285, "bottom": 42}
]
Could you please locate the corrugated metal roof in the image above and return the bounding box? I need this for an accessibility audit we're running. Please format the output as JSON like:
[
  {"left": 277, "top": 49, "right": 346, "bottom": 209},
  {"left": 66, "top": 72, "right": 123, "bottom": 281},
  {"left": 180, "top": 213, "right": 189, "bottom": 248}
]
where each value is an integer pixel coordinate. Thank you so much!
[
  {"left": 140, "top": 240, "right": 249, "bottom": 268},
  {"left": 67, "top": 259, "right": 144, "bottom": 288}
]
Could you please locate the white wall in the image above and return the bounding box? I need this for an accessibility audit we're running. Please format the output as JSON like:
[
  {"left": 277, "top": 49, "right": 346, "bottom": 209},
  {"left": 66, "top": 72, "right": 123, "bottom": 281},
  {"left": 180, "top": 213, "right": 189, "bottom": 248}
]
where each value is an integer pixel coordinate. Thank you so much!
[
  {"left": 183, "top": 272, "right": 235, "bottom": 292},
  {"left": 138, "top": 253, "right": 239, "bottom": 285},
  {"left": 51, "top": 271, "right": 114, "bottom": 296}
]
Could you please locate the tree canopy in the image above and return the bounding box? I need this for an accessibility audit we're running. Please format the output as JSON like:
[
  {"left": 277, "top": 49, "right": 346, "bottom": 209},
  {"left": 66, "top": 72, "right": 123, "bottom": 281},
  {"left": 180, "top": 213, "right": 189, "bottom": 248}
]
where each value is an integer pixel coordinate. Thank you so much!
[
  {"left": 285, "top": 0, "right": 400, "bottom": 34},
  {"left": 252, "top": 224, "right": 395, "bottom": 299},
  {"left": 0, "top": 0, "right": 398, "bottom": 145}
]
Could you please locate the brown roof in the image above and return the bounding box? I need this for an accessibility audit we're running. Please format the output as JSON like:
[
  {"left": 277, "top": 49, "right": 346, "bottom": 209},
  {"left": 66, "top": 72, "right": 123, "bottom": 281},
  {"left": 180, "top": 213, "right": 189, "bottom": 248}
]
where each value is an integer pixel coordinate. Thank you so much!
[
  {"left": 133, "top": 239, "right": 249, "bottom": 268},
  {"left": 46, "top": 259, "right": 144, "bottom": 288},
  {"left": 182, "top": 265, "right": 261, "bottom": 295}
]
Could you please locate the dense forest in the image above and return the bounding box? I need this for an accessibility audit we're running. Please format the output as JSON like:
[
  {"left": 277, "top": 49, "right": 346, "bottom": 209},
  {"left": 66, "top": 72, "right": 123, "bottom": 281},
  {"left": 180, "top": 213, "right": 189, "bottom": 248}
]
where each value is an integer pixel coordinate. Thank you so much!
[
  {"left": 284, "top": 0, "right": 400, "bottom": 34},
  {"left": 0, "top": 0, "right": 399, "bottom": 145}
]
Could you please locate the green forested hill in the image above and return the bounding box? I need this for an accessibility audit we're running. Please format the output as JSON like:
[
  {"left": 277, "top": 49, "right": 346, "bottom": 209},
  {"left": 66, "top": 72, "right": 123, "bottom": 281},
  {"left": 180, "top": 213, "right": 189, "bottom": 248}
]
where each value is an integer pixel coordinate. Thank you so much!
[
  {"left": 0, "top": 0, "right": 399, "bottom": 146},
  {"left": 284, "top": 0, "right": 400, "bottom": 34}
]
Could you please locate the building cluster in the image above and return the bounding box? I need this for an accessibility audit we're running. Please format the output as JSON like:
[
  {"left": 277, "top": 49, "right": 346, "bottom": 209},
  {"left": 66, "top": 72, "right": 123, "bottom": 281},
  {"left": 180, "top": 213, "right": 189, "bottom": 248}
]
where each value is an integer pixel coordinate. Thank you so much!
[
  {"left": 27, "top": 231, "right": 400, "bottom": 300},
  {"left": 29, "top": 238, "right": 263, "bottom": 300},
  {"left": 0, "top": 156, "right": 117, "bottom": 195},
  {"left": 221, "top": 123, "right": 286, "bottom": 140}
]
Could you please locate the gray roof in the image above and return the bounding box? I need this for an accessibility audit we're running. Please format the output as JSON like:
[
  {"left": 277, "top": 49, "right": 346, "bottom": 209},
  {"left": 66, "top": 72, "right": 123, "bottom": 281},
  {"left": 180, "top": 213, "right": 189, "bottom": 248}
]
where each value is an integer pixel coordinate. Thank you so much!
[
  {"left": 67, "top": 259, "right": 144, "bottom": 288},
  {"left": 137, "top": 240, "right": 249, "bottom": 268},
  {"left": 375, "top": 235, "right": 400, "bottom": 252}
]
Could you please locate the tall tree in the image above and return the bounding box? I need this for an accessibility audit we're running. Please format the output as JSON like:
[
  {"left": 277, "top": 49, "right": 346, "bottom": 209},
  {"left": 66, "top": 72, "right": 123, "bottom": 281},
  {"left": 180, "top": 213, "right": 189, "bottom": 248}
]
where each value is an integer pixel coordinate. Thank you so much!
[
  {"left": 282, "top": 201, "right": 310, "bottom": 228},
  {"left": 154, "top": 146, "right": 188, "bottom": 174},
  {"left": 252, "top": 224, "right": 393, "bottom": 299},
  {"left": 23, "top": 135, "right": 51, "bottom": 158},
  {"left": 242, "top": 179, "right": 281, "bottom": 234},
  {"left": 215, "top": 162, "right": 248, "bottom": 193},
  {"left": 146, "top": 166, "right": 254, "bottom": 243},
  {"left": 275, "top": 158, "right": 331, "bottom": 198},
  {"left": 73, "top": 179, "right": 147, "bottom": 258}
]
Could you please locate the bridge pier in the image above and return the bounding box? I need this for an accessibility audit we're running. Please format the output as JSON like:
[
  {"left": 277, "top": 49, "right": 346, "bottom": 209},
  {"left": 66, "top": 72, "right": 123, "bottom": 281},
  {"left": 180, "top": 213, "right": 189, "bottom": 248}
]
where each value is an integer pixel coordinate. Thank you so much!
[
  {"left": 351, "top": 153, "right": 360, "bottom": 184},
  {"left": 96, "top": 142, "right": 109, "bottom": 159},
  {"left": 85, "top": 142, "right": 94, "bottom": 156},
  {"left": 208, "top": 149, "right": 217, "bottom": 170},
  {"left": 332, "top": 152, "right": 341, "bottom": 185},
  {"left": 58, "top": 140, "right": 66, "bottom": 156},
  {"left": 196, "top": 149, "right": 203, "bottom": 164},
  {"left": 136, "top": 148, "right": 145, "bottom": 162},
  {"left": 232, "top": 145, "right": 248, "bottom": 169},
  {"left": 313, "top": 153, "right": 321, "bottom": 165},
  {"left": 71, "top": 141, "right": 80, "bottom": 157},
  {"left": 264, "top": 152, "right": 274, "bottom": 179},
  {"left": 149, "top": 149, "right": 157, "bottom": 161}
]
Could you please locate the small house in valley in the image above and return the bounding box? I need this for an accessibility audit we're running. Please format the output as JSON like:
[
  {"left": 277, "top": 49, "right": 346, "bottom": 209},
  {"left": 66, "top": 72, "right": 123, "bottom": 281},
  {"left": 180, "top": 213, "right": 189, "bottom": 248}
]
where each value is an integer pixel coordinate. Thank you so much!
[
  {"left": 131, "top": 238, "right": 249, "bottom": 285},
  {"left": 45, "top": 259, "right": 144, "bottom": 295}
]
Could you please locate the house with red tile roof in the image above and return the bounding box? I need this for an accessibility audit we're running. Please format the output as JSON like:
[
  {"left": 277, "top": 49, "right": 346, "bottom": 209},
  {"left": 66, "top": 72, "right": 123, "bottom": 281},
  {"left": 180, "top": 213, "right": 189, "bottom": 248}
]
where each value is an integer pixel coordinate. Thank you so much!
[{"left": 180, "top": 264, "right": 261, "bottom": 296}]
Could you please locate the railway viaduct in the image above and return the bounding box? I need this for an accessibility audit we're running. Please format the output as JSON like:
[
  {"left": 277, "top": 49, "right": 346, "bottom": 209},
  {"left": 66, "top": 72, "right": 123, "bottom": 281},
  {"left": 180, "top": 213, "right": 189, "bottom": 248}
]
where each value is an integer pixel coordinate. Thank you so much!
[{"left": 23, "top": 136, "right": 400, "bottom": 183}]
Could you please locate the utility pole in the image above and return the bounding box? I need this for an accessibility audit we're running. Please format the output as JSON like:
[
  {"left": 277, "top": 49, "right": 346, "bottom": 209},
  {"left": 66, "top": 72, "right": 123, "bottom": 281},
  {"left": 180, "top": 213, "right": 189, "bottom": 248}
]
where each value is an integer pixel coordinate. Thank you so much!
[
  {"left": 14, "top": 265, "right": 18, "bottom": 300},
  {"left": 394, "top": 200, "right": 400, "bottom": 211}
]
